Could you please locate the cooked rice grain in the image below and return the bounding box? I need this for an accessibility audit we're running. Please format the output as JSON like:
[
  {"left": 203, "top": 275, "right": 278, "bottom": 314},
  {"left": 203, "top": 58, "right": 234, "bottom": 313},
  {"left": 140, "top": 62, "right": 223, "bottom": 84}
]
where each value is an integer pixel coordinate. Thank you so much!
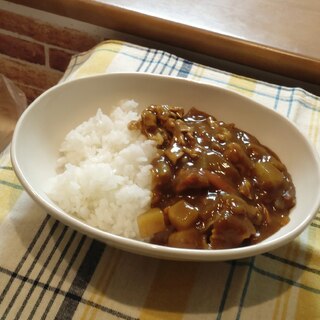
[{"left": 46, "top": 100, "right": 156, "bottom": 239}]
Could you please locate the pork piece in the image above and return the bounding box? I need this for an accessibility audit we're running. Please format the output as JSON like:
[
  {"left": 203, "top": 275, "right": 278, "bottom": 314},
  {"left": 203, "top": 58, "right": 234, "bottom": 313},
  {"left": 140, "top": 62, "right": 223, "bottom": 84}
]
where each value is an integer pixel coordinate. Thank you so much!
[
  {"left": 224, "top": 142, "right": 253, "bottom": 175},
  {"left": 210, "top": 214, "right": 256, "bottom": 249},
  {"left": 174, "top": 168, "right": 210, "bottom": 193},
  {"left": 174, "top": 168, "right": 237, "bottom": 195},
  {"left": 137, "top": 104, "right": 186, "bottom": 147},
  {"left": 168, "top": 228, "right": 205, "bottom": 249},
  {"left": 150, "top": 226, "right": 175, "bottom": 246},
  {"left": 152, "top": 156, "right": 172, "bottom": 188}
]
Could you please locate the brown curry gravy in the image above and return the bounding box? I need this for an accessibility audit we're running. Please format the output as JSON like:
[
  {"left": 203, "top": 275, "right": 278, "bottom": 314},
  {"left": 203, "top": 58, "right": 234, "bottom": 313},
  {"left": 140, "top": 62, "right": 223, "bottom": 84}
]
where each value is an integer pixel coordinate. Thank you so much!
[{"left": 130, "top": 105, "right": 296, "bottom": 249}]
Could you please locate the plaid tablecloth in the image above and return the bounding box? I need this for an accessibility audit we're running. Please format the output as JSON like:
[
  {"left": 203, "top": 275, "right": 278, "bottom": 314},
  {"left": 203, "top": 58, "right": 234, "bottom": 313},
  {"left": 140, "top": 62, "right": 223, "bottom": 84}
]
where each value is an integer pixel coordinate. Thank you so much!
[{"left": 1, "top": 40, "right": 320, "bottom": 320}]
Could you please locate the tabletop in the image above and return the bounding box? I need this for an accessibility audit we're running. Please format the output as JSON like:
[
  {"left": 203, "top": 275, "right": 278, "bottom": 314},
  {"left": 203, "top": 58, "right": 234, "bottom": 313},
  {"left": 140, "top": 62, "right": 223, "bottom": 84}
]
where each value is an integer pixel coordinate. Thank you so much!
[
  {"left": 6, "top": 0, "right": 320, "bottom": 85},
  {"left": 0, "top": 39, "right": 320, "bottom": 319}
]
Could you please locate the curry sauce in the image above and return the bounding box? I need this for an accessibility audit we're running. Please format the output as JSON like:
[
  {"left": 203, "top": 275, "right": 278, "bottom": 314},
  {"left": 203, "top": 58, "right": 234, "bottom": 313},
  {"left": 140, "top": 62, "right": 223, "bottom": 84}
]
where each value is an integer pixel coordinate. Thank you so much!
[{"left": 130, "top": 105, "right": 296, "bottom": 249}]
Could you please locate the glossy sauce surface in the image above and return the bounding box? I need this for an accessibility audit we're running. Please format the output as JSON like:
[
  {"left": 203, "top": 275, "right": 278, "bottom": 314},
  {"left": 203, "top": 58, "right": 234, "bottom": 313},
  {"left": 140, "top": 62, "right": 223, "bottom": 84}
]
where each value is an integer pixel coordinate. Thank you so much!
[{"left": 131, "top": 105, "right": 296, "bottom": 249}]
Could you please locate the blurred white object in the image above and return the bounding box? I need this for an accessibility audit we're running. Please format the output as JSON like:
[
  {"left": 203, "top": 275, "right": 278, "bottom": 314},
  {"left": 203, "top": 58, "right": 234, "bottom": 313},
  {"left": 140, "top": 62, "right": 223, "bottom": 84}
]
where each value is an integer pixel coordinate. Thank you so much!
[{"left": 0, "top": 74, "right": 27, "bottom": 153}]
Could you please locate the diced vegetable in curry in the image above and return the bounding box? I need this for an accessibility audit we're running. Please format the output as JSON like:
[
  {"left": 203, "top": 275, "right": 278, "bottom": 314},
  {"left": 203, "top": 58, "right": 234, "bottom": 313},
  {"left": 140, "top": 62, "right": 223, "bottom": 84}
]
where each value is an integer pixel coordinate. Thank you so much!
[{"left": 129, "top": 105, "right": 296, "bottom": 249}]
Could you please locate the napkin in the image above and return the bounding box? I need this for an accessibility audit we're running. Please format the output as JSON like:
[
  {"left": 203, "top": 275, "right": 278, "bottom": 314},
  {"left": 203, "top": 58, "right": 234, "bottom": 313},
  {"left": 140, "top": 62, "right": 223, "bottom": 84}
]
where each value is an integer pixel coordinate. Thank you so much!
[{"left": 1, "top": 40, "right": 320, "bottom": 320}]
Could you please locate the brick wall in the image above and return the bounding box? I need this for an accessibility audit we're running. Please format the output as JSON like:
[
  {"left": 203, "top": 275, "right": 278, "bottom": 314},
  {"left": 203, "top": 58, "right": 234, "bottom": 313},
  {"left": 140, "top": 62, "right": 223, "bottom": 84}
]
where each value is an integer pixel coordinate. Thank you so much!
[{"left": 0, "top": 8, "right": 100, "bottom": 103}]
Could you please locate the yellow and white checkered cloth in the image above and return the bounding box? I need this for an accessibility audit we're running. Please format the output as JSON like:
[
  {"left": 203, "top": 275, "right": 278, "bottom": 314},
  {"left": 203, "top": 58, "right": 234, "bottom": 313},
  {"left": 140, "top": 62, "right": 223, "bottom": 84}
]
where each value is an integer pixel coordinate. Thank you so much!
[{"left": 1, "top": 40, "right": 320, "bottom": 319}]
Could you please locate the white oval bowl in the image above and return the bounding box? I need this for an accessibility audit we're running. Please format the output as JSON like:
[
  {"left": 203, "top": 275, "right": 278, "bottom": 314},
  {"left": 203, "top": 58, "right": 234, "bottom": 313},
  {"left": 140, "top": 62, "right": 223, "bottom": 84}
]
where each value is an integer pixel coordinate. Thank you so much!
[{"left": 11, "top": 73, "right": 320, "bottom": 261}]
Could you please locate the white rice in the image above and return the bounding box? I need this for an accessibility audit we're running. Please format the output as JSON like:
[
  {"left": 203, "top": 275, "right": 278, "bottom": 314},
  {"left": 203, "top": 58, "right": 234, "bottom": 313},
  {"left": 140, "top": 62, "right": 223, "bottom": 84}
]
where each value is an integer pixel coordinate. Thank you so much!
[{"left": 46, "top": 100, "right": 156, "bottom": 239}]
